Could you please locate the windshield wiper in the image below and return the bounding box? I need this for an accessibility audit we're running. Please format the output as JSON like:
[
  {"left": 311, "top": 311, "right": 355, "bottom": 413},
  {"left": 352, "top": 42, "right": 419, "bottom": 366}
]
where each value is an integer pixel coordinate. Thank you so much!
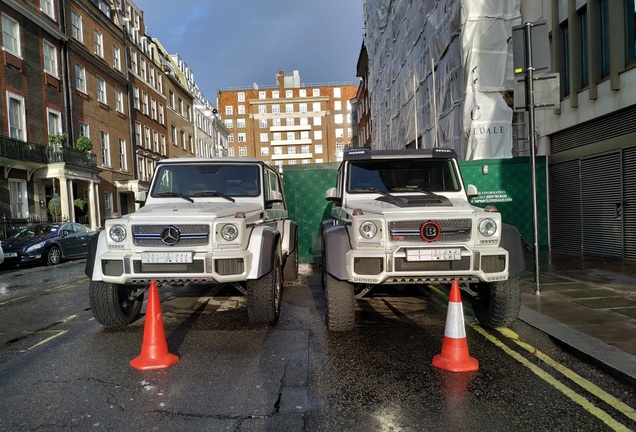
[
  {"left": 154, "top": 192, "right": 194, "bottom": 203},
  {"left": 189, "top": 190, "right": 235, "bottom": 202},
  {"left": 349, "top": 188, "right": 404, "bottom": 206}
]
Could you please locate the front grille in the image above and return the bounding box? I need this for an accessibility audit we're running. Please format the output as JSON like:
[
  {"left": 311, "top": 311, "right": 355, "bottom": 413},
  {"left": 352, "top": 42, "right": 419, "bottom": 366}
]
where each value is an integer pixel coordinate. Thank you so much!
[
  {"left": 215, "top": 258, "right": 244, "bottom": 275},
  {"left": 481, "top": 255, "right": 506, "bottom": 273},
  {"left": 389, "top": 219, "right": 471, "bottom": 243},
  {"left": 102, "top": 260, "right": 124, "bottom": 276},
  {"left": 132, "top": 224, "right": 209, "bottom": 247},
  {"left": 353, "top": 257, "right": 383, "bottom": 275},
  {"left": 132, "top": 260, "right": 205, "bottom": 274},
  {"left": 394, "top": 256, "right": 471, "bottom": 271}
]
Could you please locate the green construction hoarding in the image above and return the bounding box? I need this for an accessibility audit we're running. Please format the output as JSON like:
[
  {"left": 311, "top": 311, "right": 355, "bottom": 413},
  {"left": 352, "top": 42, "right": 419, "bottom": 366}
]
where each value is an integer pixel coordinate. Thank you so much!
[{"left": 283, "top": 156, "right": 548, "bottom": 265}]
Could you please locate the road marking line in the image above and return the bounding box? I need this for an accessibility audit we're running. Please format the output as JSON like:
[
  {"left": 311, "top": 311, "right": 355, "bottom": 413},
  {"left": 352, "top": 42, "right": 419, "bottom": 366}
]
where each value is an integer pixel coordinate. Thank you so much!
[
  {"left": 471, "top": 324, "right": 632, "bottom": 432},
  {"left": 45, "top": 284, "right": 72, "bottom": 292},
  {"left": 496, "top": 327, "right": 636, "bottom": 423},
  {"left": 0, "top": 295, "right": 28, "bottom": 306},
  {"left": 425, "top": 284, "right": 634, "bottom": 431},
  {"left": 19, "top": 330, "right": 68, "bottom": 352}
]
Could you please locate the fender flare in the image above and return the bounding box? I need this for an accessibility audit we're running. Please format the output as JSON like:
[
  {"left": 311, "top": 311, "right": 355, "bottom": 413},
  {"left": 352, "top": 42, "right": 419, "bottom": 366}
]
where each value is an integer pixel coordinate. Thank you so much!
[
  {"left": 322, "top": 223, "right": 351, "bottom": 280},
  {"left": 247, "top": 226, "right": 280, "bottom": 279},
  {"left": 84, "top": 230, "right": 108, "bottom": 279},
  {"left": 282, "top": 219, "right": 298, "bottom": 257},
  {"left": 501, "top": 223, "right": 526, "bottom": 278}
]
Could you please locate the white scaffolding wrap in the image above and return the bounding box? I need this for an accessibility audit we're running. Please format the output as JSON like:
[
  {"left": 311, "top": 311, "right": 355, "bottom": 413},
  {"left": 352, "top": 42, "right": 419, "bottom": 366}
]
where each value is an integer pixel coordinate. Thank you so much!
[{"left": 363, "top": 0, "right": 521, "bottom": 160}]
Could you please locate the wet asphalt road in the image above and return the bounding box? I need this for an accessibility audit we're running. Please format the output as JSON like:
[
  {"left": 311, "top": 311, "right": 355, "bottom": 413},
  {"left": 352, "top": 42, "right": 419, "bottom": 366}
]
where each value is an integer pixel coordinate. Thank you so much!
[{"left": 0, "top": 260, "right": 635, "bottom": 431}]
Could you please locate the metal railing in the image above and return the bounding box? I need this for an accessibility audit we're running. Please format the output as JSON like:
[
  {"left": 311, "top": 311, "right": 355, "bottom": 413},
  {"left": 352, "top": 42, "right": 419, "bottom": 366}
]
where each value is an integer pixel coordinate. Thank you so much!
[
  {"left": 0, "top": 135, "right": 97, "bottom": 169},
  {"left": 0, "top": 216, "right": 44, "bottom": 240}
]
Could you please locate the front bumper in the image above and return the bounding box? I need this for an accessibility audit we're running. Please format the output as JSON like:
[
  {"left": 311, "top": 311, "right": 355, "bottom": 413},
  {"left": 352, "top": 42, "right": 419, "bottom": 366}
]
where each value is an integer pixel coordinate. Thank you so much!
[
  {"left": 345, "top": 245, "right": 509, "bottom": 284},
  {"left": 95, "top": 249, "right": 253, "bottom": 285}
]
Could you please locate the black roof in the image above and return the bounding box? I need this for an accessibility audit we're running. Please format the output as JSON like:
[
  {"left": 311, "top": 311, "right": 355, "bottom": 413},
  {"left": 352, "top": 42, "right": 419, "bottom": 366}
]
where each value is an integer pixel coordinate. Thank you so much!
[{"left": 343, "top": 147, "right": 457, "bottom": 161}]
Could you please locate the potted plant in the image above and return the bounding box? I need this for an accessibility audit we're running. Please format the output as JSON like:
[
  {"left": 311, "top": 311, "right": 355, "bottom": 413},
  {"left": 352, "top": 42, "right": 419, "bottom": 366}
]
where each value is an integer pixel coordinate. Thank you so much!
[
  {"left": 48, "top": 133, "right": 67, "bottom": 147},
  {"left": 76, "top": 136, "right": 93, "bottom": 152}
]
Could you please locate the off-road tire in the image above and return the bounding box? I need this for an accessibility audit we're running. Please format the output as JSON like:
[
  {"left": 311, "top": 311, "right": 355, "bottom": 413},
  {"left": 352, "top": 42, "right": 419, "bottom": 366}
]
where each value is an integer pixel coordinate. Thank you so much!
[
  {"left": 324, "top": 273, "right": 355, "bottom": 331},
  {"left": 469, "top": 277, "right": 521, "bottom": 328},
  {"left": 247, "top": 254, "right": 282, "bottom": 325},
  {"left": 90, "top": 280, "right": 144, "bottom": 326},
  {"left": 47, "top": 246, "right": 61, "bottom": 266}
]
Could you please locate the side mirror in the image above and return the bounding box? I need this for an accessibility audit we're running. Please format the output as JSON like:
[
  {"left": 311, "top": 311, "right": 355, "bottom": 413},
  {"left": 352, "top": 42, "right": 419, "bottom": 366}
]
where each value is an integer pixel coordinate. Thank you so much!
[
  {"left": 466, "top": 184, "right": 478, "bottom": 202},
  {"left": 325, "top": 187, "right": 338, "bottom": 202},
  {"left": 135, "top": 191, "right": 147, "bottom": 204},
  {"left": 265, "top": 190, "right": 283, "bottom": 207}
]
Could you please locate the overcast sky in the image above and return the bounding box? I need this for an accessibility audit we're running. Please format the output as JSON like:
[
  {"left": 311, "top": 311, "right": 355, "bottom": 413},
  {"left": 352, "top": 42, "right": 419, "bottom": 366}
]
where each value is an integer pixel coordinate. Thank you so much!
[{"left": 131, "top": 0, "right": 364, "bottom": 105}]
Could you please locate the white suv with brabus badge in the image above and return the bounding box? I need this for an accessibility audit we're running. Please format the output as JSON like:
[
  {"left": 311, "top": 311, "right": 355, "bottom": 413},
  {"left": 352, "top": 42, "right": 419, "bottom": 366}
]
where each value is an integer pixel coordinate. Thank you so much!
[
  {"left": 321, "top": 147, "right": 525, "bottom": 331},
  {"left": 85, "top": 158, "right": 298, "bottom": 327}
]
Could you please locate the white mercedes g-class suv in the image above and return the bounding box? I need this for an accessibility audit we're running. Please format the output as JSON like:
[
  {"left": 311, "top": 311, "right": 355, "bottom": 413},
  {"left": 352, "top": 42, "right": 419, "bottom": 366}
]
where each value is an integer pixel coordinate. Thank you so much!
[
  {"left": 85, "top": 158, "right": 298, "bottom": 327},
  {"left": 321, "top": 147, "right": 525, "bottom": 331}
]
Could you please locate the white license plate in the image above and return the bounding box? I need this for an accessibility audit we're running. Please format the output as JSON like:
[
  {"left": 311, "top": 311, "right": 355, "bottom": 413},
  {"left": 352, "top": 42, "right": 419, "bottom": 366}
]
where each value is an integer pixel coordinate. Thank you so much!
[
  {"left": 406, "top": 248, "right": 461, "bottom": 261},
  {"left": 141, "top": 252, "right": 193, "bottom": 264},
  {"left": 4, "top": 252, "right": 18, "bottom": 258}
]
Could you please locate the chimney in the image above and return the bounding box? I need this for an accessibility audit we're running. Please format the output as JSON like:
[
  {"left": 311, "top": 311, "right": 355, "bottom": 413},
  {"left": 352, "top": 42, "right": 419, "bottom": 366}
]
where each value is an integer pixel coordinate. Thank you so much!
[{"left": 277, "top": 70, "right": 285, "bottom": 88}]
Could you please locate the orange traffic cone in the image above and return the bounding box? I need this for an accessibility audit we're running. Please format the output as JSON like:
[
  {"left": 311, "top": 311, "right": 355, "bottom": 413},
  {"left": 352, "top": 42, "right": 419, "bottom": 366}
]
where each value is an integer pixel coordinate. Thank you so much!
[
  {"left": 432, "top": 279, "right": 479, "bottom": 372},
  {"left": 130, "top": 280, "right": 179, "bottom": 370}
]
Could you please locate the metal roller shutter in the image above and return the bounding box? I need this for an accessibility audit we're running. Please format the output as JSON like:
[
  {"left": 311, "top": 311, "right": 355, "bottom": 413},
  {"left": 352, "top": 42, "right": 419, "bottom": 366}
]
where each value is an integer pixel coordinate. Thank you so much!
[
  {"left": 624, "top": 146, "right": 636, "bottom": 260},
  {"left": 581, "top": 152, "right": 622, "bottom": 259},
  {"left": 549, "top": 160, "right": 581, "bottom": 253}
]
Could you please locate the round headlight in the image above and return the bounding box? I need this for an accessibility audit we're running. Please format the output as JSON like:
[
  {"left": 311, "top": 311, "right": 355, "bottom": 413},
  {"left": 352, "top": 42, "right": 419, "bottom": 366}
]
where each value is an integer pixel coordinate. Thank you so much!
[
  {"left": 478, "top": 218, "right": 497, "bottom": 237},
  {"left": 221, "top": 224, "right": 239, "bottom": 241},
  {"left": 109, "top": 224, "right": 127, "bottom": 242},
  {"left": 359, "top": 221, "right": 378, "bottom": 239}
]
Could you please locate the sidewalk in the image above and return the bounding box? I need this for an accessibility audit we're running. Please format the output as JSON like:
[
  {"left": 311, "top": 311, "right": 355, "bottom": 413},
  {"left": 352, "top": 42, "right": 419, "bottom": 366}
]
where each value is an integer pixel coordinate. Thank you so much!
[{"left": 518, "top": 251, "right": 636, "bottom": 384}]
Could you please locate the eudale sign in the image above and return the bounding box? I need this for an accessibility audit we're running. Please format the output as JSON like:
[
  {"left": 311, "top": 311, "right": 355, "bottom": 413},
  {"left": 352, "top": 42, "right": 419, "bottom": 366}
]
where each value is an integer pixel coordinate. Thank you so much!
[{"left": 472, "top": 190, "right": 513, "bottom": 204}]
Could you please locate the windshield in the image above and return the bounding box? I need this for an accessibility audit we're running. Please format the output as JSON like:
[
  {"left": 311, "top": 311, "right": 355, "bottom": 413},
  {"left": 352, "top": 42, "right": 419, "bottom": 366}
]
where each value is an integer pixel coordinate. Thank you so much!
[
  {"left": 150, "top": 164, "right": 261, "bottom": 198},
  {"left": 13, "top": 225, "right": 57, "bottom": 238},
  {"left": 347, "top": 159, "right": 460, "bottom": 194}
]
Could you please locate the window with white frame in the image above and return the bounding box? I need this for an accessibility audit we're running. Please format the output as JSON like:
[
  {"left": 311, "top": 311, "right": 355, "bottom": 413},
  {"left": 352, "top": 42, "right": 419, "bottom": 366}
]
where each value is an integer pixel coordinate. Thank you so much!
[
  {"left": 261, "top": 147, "right": 269, "bottom": 156},
  {"left": 130, "top": 48, "right": 137, "bottom": 73},
  {"left": 259, "top": 91, "right": 266, "bottom": 99},
  {"left": 9, "top": 179, "right": 27, "bottom": 217},
  {"left": 299, "top": 103, "right": 307, "bottom": 113},
  {"left": 258, "top": 105, "right": 266, "bottom": 114},
  {"left": 142, "top": 92, "right": 148, "bottom": 114},
  {"left": 100, "top": 130, "right": 111, "bottom": 166},
  {"left": 75, "top": 63, "right": 86, "bottom": 92},
  {"left": 160, "top": 134, "right": 166, "bottom": 155},
  {"left": 272, "top": 118, "right": 281, "bottom": 127},
  {"left": 137, "top": 155, "right": 145, "bottom": 180},
  {"left": 302, "top": 159, "right": 309, "bottom": 164},
  {"left": 149, "top": 67, "right": 155, "bottom": 87},
  {"left": 224, "top": 119, "right": 233, "bottom": 129},
  {"left": 97, "top": 77, "right": 107, "bottom": 103},
  {"left": 314, "top": 130, "right": 323, "bottom": 140},
  {"left": 299, "top": 89, "right": 306, "bottom": 97},
  {"left": 112, "top": 45, "right": 121, "bottom": 70},
  {"left": 144, "top": 126, "right": 151, "bottom": 148},
  {"left": 286, "top": 118, "right": 294, "bottom": 126},
  {"left": 228, "top": 147, "right": 235, "bottom": 156},
  {"left": 158, "top": 104, "right": 164, "bottom": 124},
  {"left": 336, "top": 142, "right": 345, "bottom": 152},
  {"left": 228, "top": 133, "right": 234, "bottom": 143},
  {"left": 313, "top": 116, "right": 322, "bottom": 126},
  {"left": 333, "top": 87, "right": 341, "bottom": 98},
  {"left": 145, "top": 159, "right": 153, "bottom": 181},
  {"left": 272, "top": 105, "right": 280, "bottom": 114},
  {"left": 238, "top": 105, "right": 245, "bottom": 115},
  {"left": 132, "top": 85, "right": 140, "bottom": 109},
  {"left": 237, "top": 119, "right": 245, "bottom": 128},
  {"left": 94, "top": 30, "right": 103, "bottom": 57},
  {"left": 239, "top": 146, "right": 247, "bottom": 157},
  {"left": 225, "top": 105, "right": 233, "bottom": 115},
  {"left": 316, "top": 158, "right": 323, "bottom": 163},
  {"left": 285, "top": 90, "right": 293, "bottom": 98},
  {"left": 170, "top": 125, "right": 176, "bottom": 144},
  {"left": 153, "top": 130, "right": 159, "bottom": 152},
  {"left": 334, "top": 114, "right": 344, "bottom": 124},
  {"left": 312, "top": 102, "right": 321, "bottom": 112},
  {"left": 273, "top": 132, "right": 281, "bottom": 141},
  {"left": 43, "top": 40, "right": 58, "bottom": 77},
  {"left": 285, "top": 104, "right": 293, "bottom": 113},
  {"left": 119, "top": 138, "right": 127, "bottom": 171},
  {"left": 71, "top": 11, "right": 82, "bottom": 41},
  {"left": 289, "top": 160, "right": 297, "bottom": 165},
  {"left": 238, "top": 92, "right": 245, "bottom": 102},
  {"left": 274, "top": 147, "right": 283, "bottom": 155},
  {"left": 312, "top": 89, "right": 320, "bottom": 96},
  {"left": 104, "top": 192, "right": 113, "bottom": 217},
  {"left": 300, "top": 117, "right": 308, "bottom": 125},
  {"left": 2, "top": 14, "right": 21, "bottom": 57},
  {"left": 151, "top": 98, "right": 157, "bottom": 119},
  {"left": 47, "top": 108, "right": 62, "bottom": 137},
  {"left": 300, "top": 131, "right": 309, "bottom": 140},
  {"left": 140, "top": 58, "right": 147, "bottom": 81},
  {"left": 134, "top": 122, "right": 142, "bottom": 145},
  {"left": 41, "top": 0, "right": 55, "bottom": 18},
  {"left": 115, "top": 89, "right": 124, "bottom": 113},
  {"left": 79, "top": 122, "right": 90, "bottom": 139},
  {"left": 272, "top": 91, "right": 279, "bottom": 99},
  {"left": 7, "top": 92, "right": 26, "bottom": 140},
  {"left": 301, "top": 145, "right": 310, "bottom": 154},
  {"left": 260, "top": 133, "right": 268, "bottom": 143},
  {"left": 286, "top": 132, "right": 295, "bottom": 140},
  {"left": 315, "top": 144, "right": 323, "bottom": 154},
  {"left": 259, "top": 119, "right": 267, "bottom": 128},
  {"left": 237, "top": 133, "right": 246, "bottom": 142},
  {"left": 335, "top": 128, "right": 344, "bottom": 138},
  {"left": 334, "top": 100, "right": 342, "bottom": 110}
]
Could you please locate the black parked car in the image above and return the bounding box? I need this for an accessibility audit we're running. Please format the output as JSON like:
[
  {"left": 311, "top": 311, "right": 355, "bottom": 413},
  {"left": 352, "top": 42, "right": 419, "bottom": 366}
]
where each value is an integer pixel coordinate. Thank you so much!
[{"left": 1, "top": 222, "right": 96, "bottom": 267}]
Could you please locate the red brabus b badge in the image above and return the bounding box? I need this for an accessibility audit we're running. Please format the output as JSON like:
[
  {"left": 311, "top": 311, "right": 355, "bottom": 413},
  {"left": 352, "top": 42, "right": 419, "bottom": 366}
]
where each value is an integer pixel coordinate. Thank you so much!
[{"left": 420, "top": 221, "right": 441, "bottom": 242}]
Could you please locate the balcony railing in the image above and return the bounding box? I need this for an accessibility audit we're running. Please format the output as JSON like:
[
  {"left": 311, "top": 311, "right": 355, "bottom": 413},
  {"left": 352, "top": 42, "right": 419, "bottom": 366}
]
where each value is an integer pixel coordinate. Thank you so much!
[{"left": 0, "top": 135, "right": 97, "bottom": 169}]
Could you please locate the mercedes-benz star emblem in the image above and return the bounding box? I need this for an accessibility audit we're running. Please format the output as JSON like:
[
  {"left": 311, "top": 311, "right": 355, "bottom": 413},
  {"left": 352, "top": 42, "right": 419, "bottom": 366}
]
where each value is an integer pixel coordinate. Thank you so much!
[
  {"left": 420, "top": 221, "right": 441, "bottom": 242},
  {"left": 161, "top": 226, "right": 181, "bottom": 245}
]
